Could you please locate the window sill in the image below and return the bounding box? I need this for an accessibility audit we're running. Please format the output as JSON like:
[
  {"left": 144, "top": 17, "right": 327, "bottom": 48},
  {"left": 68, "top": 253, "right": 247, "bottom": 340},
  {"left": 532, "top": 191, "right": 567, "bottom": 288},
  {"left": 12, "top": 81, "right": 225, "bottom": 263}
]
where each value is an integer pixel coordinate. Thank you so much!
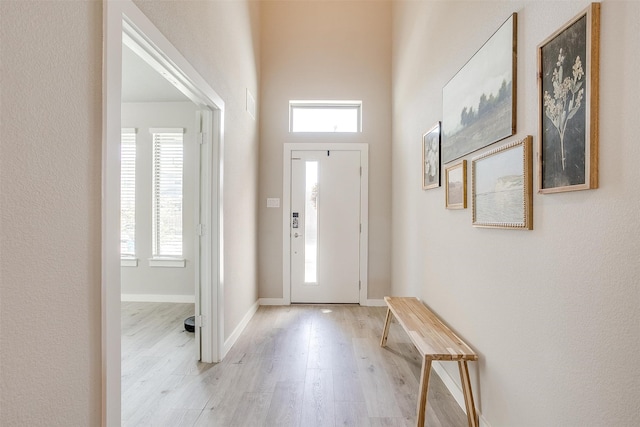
[
  {"left": 149, "top": 258, "right": 186, "bottom": 268},
  {"left": 121, "top": 258, "right": 139, "bottom": 267}
]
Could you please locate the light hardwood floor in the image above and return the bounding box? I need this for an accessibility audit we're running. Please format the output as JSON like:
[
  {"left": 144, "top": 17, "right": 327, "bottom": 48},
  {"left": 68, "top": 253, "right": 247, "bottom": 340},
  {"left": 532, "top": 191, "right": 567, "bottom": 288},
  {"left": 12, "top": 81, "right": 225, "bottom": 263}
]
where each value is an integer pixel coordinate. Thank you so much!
[{"left": 121, "top": 302, "right": 467, "bottom": 427}]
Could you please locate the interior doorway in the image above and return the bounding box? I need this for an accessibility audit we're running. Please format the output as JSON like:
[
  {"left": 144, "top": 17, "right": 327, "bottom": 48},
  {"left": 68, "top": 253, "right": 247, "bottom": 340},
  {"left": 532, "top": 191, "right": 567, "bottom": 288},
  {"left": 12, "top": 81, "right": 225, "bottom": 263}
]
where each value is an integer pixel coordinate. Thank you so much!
[
  {"left": 120, "top": 43, "right": 202, "bottom": 354},
  {"left": 283, "top": 143, "right": 369, "bottom": 305},
  {"left": 103, "top": 1, "right": 225, "bottom": 424}
]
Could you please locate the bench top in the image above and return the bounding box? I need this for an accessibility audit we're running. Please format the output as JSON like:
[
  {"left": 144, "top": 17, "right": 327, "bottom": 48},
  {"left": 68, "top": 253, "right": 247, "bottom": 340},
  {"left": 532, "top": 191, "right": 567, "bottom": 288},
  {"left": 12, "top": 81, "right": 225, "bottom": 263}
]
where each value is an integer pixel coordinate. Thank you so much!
[{"left": 384, "top": 296, "right": 477, "bottom": 361}]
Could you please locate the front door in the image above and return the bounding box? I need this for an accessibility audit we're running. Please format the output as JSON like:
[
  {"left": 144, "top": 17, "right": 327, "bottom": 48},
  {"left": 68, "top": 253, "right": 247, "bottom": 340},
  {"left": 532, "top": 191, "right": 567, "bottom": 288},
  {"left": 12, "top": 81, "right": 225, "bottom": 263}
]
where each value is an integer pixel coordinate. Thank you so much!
[{"left": 290, "top": 149, "right": 361, "bottom": 303}]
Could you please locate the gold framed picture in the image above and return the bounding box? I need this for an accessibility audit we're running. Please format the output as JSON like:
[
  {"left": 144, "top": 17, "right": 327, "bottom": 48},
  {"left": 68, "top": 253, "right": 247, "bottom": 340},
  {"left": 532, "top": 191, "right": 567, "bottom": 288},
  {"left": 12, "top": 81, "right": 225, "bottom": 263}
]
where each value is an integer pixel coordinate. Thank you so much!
[
  {"left": 445, "top": 161, "right": 467, "bottom": 209},
  {"left": 472, "top": 136, "right": 533, "bottom": 229}
]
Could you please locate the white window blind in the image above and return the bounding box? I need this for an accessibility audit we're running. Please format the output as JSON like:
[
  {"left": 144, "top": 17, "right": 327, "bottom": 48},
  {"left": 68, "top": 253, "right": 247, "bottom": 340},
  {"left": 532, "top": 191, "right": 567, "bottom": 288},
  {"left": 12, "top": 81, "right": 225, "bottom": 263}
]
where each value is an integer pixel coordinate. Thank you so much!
[
  {"left": 152, "top": 129, "right": 184, "bottom": 258},
  {"left": 121, "top": 129, "right": 137, "bottom": 257}
]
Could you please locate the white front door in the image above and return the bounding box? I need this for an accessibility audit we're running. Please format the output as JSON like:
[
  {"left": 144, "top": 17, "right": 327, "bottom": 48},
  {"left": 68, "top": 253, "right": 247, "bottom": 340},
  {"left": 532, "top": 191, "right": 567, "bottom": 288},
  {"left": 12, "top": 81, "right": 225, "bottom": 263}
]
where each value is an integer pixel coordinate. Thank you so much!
[{"left": 290, "top": 150, "right": 361, "bottom": 303}]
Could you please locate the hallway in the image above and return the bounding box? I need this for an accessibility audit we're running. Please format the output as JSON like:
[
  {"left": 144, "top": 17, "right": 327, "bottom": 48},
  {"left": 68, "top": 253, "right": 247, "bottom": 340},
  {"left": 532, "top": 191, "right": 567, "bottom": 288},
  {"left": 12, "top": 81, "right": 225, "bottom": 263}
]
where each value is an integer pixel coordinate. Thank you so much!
[{"left": 121, "top": 303, "right": 467, "bottom": 426}]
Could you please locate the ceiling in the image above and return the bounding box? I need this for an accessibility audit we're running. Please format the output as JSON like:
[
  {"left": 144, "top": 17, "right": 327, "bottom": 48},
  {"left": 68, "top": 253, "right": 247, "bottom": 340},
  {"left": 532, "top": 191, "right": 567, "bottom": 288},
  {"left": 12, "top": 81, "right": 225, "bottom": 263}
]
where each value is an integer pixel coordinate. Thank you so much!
[{"left": 121, "top": 44, "right": 189, "bottom": 103}]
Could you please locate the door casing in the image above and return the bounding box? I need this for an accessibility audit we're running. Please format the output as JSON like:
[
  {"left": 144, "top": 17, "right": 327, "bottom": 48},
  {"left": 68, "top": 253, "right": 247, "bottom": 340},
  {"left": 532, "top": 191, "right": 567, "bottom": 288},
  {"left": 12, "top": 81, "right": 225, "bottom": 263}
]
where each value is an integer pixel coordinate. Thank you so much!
[
  {"left": 103, "top": 1, "right": 225, "bottom": 424},
  {"left": 283, "top": 143, "right": 369, "bottom": 305}
]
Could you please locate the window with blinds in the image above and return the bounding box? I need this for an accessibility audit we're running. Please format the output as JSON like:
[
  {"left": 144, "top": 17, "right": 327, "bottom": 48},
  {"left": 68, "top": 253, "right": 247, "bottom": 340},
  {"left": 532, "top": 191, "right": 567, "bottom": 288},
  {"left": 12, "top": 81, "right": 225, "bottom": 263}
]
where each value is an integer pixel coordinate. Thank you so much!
[
  {"left": 121, "top": 129, "right": 137, "bottom": 257},
  {"left": 151, "top": 129, "right": 184, "bottom": 258}
]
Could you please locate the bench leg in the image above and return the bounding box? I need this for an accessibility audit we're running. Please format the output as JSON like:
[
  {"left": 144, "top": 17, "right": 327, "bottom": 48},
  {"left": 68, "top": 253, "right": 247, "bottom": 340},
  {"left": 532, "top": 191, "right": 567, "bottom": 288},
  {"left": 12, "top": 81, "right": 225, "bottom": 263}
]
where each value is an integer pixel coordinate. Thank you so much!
[
  {"left": 458, "top": 361, "right": 478, "bottom": 427},
  {"left": 416, "top": 356, "right": 432, "bottom": 427},
  {"left": 380, "top": 307, "right": 393, "bottom": 347}
]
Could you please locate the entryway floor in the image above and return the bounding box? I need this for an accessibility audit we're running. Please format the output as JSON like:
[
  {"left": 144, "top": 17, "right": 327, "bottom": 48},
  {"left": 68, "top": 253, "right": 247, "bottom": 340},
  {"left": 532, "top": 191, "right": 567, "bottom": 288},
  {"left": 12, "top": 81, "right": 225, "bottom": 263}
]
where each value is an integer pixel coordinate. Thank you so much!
[{"left": 121, "top": 302, "right": 468, "bottom": 426}]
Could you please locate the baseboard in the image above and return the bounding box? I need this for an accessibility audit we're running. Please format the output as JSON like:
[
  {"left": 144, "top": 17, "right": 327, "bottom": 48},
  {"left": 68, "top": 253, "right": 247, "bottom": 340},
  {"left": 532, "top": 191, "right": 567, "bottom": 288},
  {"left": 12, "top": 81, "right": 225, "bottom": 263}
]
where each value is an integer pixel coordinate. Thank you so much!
[
  {"left": 259, "top": 298, "right": 386, "bottom": 307},
  {"left": 259, "top": 298, "right": 288, "bottom": 306},
  {"left": 222, "top": 299, "right": 260, "bottom": 357},
  {"left": 432, "top": 362, "right": 491, "bottom": 427},
  {"left": 363, "top": 298, "right": 387, "bottom": 307},
  {"left": 121, "top": 293, "right": 195, "bottom": 303}
]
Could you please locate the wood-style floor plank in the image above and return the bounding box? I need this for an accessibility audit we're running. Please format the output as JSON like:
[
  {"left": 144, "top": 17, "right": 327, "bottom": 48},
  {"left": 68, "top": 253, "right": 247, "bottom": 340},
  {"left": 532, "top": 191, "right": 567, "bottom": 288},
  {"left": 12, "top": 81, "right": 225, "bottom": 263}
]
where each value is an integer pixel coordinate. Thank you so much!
[{"left": 121, "top": 302, "right": 468, "bottom": 426}]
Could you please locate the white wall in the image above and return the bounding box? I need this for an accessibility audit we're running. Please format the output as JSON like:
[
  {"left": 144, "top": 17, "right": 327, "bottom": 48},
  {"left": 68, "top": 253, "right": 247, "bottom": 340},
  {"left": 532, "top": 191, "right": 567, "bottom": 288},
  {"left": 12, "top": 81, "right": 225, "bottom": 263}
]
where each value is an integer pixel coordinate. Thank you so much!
[
  {"left": 391, "top": 1, "right": 640, "bottom": 425},
  {"left": 0, "top": 1, "right": 260, "bottom": 424},
  {"left": 258, "top": 0, "right": 392, "bottom": 301},
  {"left": 121, "top": 102, "right": 199, "bottom": 300}
]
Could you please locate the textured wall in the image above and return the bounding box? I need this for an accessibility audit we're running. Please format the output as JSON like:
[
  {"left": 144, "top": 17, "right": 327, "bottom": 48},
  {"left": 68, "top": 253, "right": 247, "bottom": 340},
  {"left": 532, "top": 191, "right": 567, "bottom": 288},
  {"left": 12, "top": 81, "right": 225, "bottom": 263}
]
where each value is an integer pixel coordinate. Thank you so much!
[
  {"left": 0, "top": 2, "right": 103, "bottom": 425},
  {"left": 391, "top": 1, "right": 640, "bottom": 425},
  {"left": 258, "top": 0, "right": 393, "bottom": 301}
]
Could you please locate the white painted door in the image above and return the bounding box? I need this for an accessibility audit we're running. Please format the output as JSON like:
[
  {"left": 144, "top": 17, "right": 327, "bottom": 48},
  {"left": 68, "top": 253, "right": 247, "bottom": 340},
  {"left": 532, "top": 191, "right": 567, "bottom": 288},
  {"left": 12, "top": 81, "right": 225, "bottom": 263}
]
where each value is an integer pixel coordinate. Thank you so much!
[{"left": 290, "top": 150, "right": 361, "bottom": 303}]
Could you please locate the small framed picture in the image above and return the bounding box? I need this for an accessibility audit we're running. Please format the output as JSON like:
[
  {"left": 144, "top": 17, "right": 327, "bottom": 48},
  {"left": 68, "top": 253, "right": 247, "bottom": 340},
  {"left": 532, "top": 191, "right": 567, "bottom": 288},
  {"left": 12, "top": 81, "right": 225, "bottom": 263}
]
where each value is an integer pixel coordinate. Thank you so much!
[
  {"left": 472, "top": 136, "right": 533, "bottom": 229},
  {"left": 422, "top": 122, "right": 441, "bottom": 190},
  {"left": 538, "top": 3, "right": 600, "bottom": 193},
  {"left": 445, "top": 161, "right": 467, "bottom": 209}
]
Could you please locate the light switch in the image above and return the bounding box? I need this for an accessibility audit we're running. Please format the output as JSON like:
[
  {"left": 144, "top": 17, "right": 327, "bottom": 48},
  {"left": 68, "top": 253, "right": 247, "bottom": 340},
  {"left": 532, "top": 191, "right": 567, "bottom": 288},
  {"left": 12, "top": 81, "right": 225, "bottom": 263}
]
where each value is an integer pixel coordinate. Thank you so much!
[{"left": 267, "top": 198, "right": 280, "bottom": 208}]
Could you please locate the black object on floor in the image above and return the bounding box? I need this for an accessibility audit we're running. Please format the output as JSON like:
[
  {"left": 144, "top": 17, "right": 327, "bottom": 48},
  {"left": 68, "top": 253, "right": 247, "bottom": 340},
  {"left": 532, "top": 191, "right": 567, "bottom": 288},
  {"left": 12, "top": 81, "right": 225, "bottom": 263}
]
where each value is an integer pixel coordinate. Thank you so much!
[{"left": 184, "top": 316, "right": 195, "bottom": 333}]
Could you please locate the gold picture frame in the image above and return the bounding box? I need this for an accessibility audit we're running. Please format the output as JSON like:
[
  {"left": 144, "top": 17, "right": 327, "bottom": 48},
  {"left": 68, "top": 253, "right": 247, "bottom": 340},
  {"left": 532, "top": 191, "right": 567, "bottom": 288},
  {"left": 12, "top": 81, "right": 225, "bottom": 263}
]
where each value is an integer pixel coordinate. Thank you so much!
[
  {"left": 445, "top": 161, "right": 467, "bottom": 209},
  {"left": 537, "top": 3, "right": 600, "bottom": 193},
  {"left": 422, "top": 122, "right": 441, "bottom": 190},
  {"left": 472, "top": 136, "right": 532, "bottom": 229}
]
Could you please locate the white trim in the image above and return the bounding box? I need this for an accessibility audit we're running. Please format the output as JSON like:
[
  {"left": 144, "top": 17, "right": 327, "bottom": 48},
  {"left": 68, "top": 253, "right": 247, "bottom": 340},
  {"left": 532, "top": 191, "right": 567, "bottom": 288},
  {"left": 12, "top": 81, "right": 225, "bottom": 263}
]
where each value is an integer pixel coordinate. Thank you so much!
[
  {"left": 149, "top": 127, "right": 184, "bottom": 134},
  {"left": 259, "top": 298, "right": 288, "bottom": 306},
  {"left": 246, "top": 88, "right": 256, "bottom": 120},
  {"left": 121, "top": 294, "right": 195, "bottom": 303},
  {"left": 103, "top": 1, "right": 225, "bottom": 425},
  {"left": 222, "top": 300, "right": 259, "bottom": 357},
  {"left": 432, "top": 362, "right": 490, "bottom": 427},
  {"left": 120, "top": 258, "right": 138, "bottom": 267},
  {"left": 148, "top": 258, "right": 186, "bottom": 268},
  {"left": 363, "top": 299, "right": 387, "bottom": 307},
  {"left": 121, "top": 127, "right": 137, "bottom": 133},
  {"left": 282, "top": 143, "right": 369, "bottom": 306}
]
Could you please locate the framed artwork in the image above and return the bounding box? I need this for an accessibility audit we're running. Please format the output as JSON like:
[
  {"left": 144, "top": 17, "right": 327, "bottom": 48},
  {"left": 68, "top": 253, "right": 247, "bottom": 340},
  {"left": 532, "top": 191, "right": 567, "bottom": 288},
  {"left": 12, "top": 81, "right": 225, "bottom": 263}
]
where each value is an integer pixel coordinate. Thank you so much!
[
  {"left": 445, "top": 161, "right": 467, "bottom": 209},
  {"left": 538, "top": 3, "right": 600, "bottom": 193},
  {"left": 472, "top": 136, "right": 532, "bottom": 229},
  {"left": 442, "top": 13, "right": 517, "bottom": 164},
  {"left": 422, "top": 122, "right": 441, "bottom": 190}
]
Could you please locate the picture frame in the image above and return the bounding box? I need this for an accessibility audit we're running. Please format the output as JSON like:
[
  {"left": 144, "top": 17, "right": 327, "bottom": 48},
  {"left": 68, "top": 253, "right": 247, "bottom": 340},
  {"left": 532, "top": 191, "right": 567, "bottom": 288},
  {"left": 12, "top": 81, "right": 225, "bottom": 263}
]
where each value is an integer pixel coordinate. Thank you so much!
[
  {"left": 537, "top": 3, "right": 600, "bottom": 193},
  {"left": 472, "top": 136, "right": 532, "bottom": 229},
  {"left": 442, "top": 13, "right": 517, "bottom": 164},
  {"left": 422, "top": 122, "right": 441, "bottom": 190},
  {"left": 445, "top": 161, "right": 467, "bottom": 209}
]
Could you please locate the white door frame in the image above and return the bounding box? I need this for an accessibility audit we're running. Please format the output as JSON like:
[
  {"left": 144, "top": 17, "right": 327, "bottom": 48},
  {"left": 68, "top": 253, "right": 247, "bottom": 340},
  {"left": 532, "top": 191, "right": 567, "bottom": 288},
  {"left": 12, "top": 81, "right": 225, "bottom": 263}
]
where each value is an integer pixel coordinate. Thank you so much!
[
  {"left": 282, "top": 143, "right": 369, "bottom": 305},
  {"left": 103, "top": 1, "right": 225, "bottom": 424}
]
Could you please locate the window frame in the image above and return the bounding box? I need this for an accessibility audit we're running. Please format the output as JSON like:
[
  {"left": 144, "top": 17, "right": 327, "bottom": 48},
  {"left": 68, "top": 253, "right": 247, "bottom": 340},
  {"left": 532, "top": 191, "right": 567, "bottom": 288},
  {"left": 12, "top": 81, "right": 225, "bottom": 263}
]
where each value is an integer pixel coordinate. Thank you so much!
[{"left": 289, "top": 100, "right": 362, "bottom": 133}]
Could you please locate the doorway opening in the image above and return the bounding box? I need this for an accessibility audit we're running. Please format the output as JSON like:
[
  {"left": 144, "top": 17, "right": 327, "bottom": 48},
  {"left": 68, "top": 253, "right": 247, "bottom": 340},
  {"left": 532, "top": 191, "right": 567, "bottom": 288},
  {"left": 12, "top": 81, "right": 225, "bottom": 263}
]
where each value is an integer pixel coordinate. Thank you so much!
[{"left": 103, "top": 1, "right": 225, "bottom": 424}]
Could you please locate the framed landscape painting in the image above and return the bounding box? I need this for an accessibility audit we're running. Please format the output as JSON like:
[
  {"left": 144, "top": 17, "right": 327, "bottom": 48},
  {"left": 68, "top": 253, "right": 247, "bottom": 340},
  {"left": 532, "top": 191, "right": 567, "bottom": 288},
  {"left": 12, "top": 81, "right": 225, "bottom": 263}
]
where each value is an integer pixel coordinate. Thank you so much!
[
  {"left": 538, "top": 3, "right": 600, "bottom": 193},
  {"left": 472, "top": 136, "right": 532, "bottom": 230},
  {"left": 442, "top": 13, "right": 517, "bottom": 164},
  {"left": 422, "top": 122, "right": 441, "bottom": 190},
  {"left": 445, "top": 161, "right": 467, "bottom": 209}
]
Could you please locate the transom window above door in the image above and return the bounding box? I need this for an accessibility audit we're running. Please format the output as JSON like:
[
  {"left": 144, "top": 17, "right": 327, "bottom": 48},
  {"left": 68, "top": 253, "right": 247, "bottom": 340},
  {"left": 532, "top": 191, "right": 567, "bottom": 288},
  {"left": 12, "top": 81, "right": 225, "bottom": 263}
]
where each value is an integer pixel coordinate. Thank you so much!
[{"left": 289, "top": 100, "right": 362, "bottom": 133}]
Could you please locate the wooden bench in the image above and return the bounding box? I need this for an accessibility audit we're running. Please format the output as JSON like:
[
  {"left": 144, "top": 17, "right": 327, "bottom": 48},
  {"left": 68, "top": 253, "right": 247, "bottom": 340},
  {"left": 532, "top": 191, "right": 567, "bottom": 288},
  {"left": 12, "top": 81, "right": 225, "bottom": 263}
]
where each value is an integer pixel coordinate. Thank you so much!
[{"left": 380, "top": 296, "right": 478, "bottom": 427}]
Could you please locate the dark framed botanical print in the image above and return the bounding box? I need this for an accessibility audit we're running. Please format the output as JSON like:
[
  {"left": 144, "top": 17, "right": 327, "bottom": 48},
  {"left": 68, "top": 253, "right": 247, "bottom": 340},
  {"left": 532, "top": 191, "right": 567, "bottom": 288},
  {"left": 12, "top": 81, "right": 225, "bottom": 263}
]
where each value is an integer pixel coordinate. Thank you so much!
[{"left": 538, "top": 3, "right": 600, "bottom": 193}]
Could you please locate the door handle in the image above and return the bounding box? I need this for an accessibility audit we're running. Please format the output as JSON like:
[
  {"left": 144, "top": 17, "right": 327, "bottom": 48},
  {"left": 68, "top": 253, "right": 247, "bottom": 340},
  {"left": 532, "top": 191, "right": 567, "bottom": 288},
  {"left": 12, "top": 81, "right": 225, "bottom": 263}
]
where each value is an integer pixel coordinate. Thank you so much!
[{"left": 294, "top": 232, "right": 300, "bottom": 238}]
